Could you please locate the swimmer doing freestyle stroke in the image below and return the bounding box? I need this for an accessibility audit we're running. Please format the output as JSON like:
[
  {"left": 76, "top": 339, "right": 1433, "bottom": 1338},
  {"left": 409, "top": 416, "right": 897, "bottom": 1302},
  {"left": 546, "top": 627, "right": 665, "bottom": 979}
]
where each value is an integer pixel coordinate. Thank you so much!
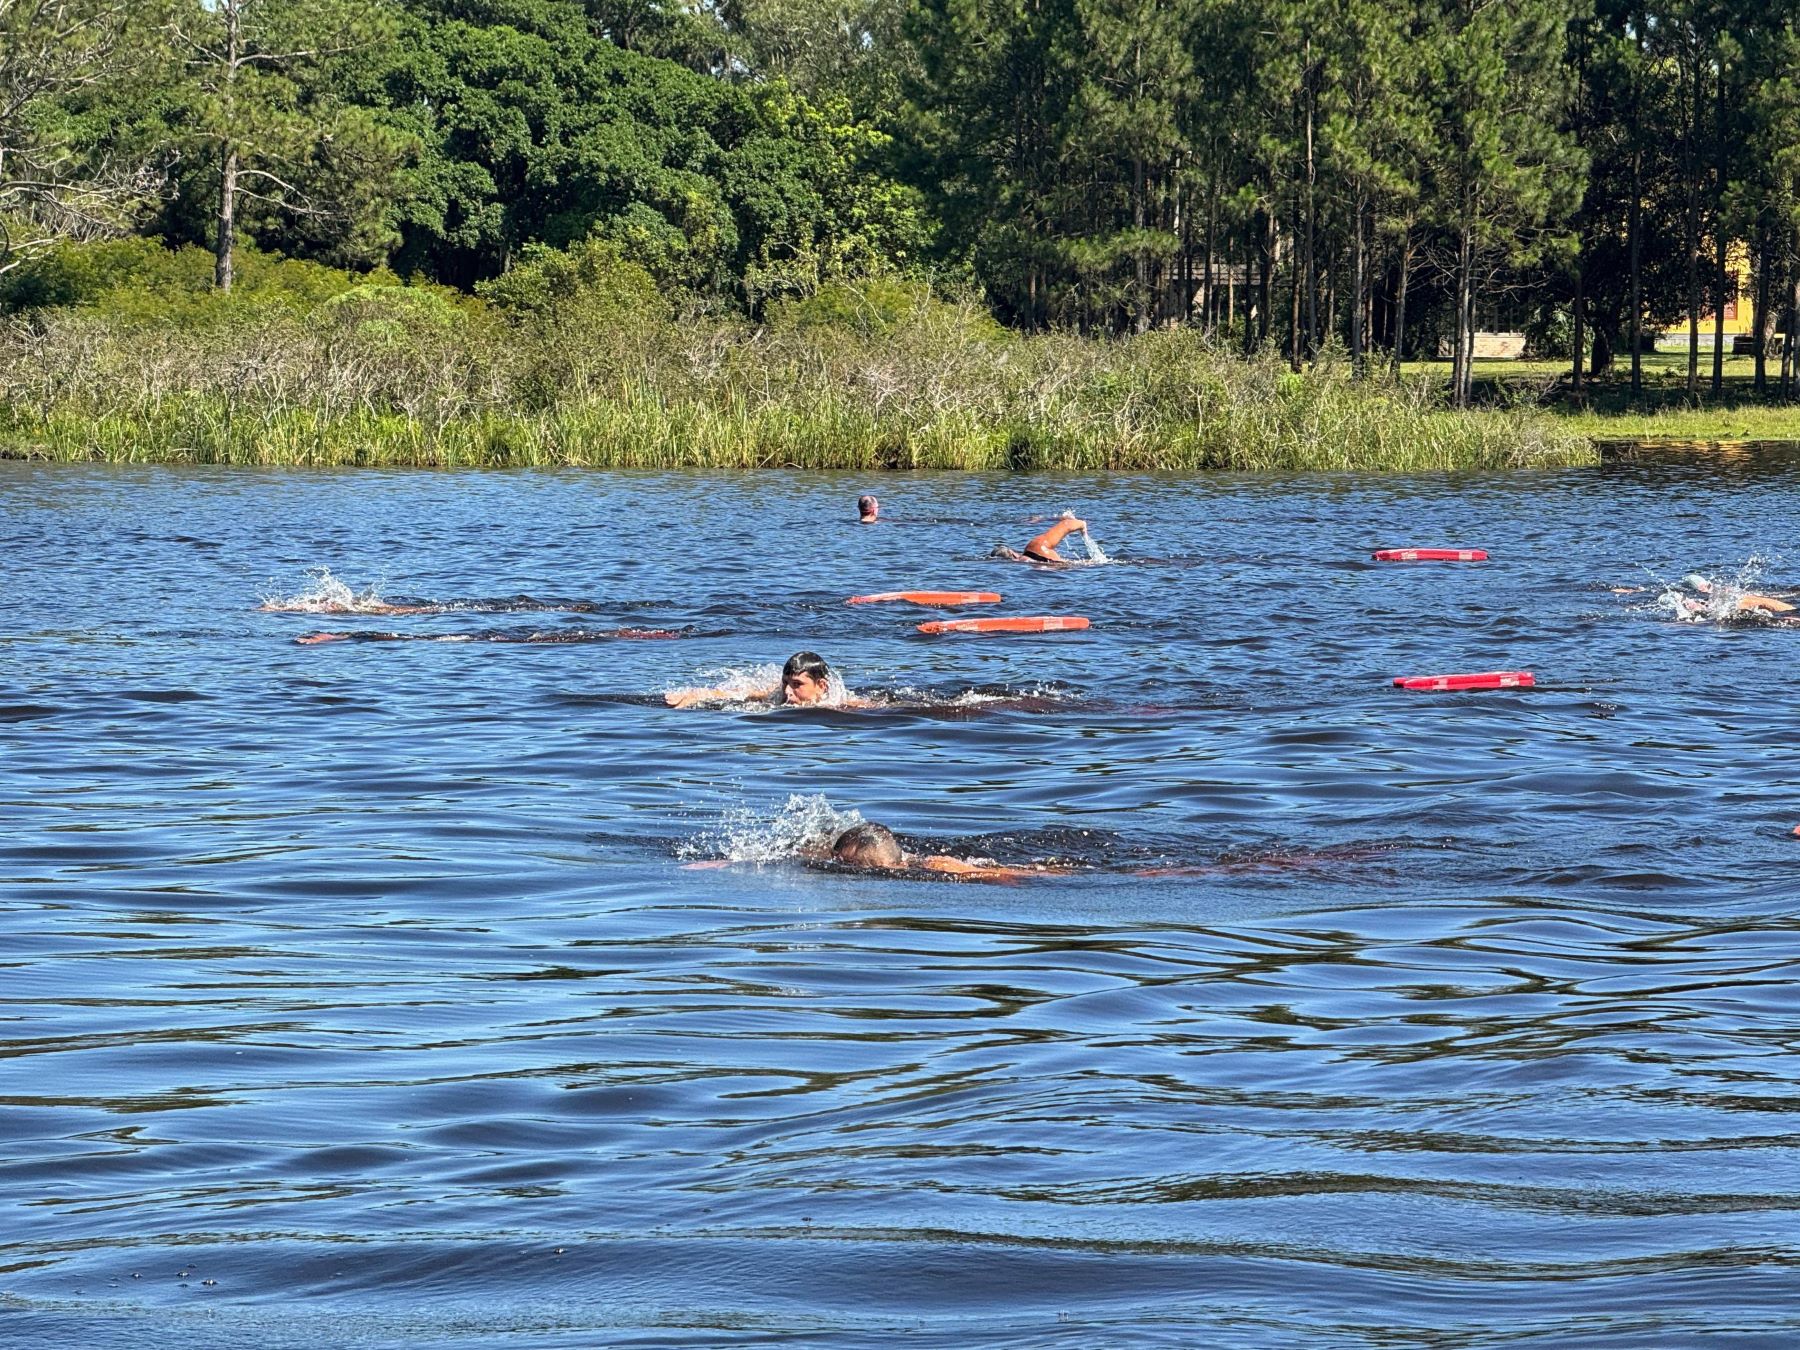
[
  {"left": 263, "top": 593, "right": 602, "bottom": 617},
  {"left": 785, "top": 824, "right": 1403, "bottom": 883},
  {"left": 820, "top": 823, "right": 1067, "bottom": 881},
  {"left": 296, "top": 626, "right": 683, "bottom": 645},
  {"left": 1678, "top": 573, "right": 1796, "bottom": 615},
  {"left": 992, "top": 511, "right": 1092, "bottom": 565},
  {"left": 663, "top": 651, "right": 874, "bottom": 709},
  {"left": 1618, "top": 572, "right": 1799, "bottom": 618}
]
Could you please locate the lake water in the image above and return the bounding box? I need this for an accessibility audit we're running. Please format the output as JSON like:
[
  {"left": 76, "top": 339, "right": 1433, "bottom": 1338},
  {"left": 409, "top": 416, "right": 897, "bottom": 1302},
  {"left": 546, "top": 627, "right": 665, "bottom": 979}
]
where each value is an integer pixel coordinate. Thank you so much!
[{"left": 2, "top": 453, "right": 1798, "bottom": 1347}]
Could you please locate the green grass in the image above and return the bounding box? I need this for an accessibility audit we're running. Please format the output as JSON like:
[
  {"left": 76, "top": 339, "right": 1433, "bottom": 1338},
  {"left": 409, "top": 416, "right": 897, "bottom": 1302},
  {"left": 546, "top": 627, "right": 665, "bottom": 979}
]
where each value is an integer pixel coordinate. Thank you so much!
[
  {"left": 1404, "top": 353, "right": 1800, "bottom": 443},
  {"left": 0, "top": 311, "right": 1597, "bottom": 472}
]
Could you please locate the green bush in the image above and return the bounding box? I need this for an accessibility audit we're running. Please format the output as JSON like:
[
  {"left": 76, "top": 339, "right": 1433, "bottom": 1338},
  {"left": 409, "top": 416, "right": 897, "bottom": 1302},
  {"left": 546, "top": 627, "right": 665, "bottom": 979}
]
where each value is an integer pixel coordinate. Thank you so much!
[{"left": 0, "top": 238, "right": 396, "bottom": 324}]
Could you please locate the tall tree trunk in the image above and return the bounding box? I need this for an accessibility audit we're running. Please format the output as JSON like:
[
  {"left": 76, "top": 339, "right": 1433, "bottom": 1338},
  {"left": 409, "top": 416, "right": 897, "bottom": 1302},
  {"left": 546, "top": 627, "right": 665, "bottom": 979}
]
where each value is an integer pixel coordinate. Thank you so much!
[
  {"left": 1178, "top": 168, "right": 1193, "bottom": 327},
  {"left": 1712, "top": 64, "right": 1727, "bottom": 395},
  {"left": 1629, "top": 145, "right": 1643, "bottom": 400},
  {"left": 1452, "top": 223, "right": 1474, "bottom": 407},
  {"left": 1303, "top": 64, "right": 1318, "bottom": 356},
  {"left": 1571, "top": 247, "right": 1585, "bottom": 400},
  {"left": 1712, "top": 225, "right": 1728, "bottom": 394},
  {"left": 213, "top": 0, "right": 241, "bottom": 293},
  {"left": 1133, "top": 154, "right": 1149, "bottom": 334},
  {"left": 1324, "top": 247, "right": 1336, "bottom": 344},
  {"left": 1789, "top": 243, "right": 1800, "bottom": 397},
  {"left": 1350, "top": 194, "right": 1366, "bottom": 373},
  {"left": 1200, "top": 175, "right": 1216, "bottom": 333},
  {"left": 1257, "top": 209, "right": 1274, "bottom": 350},
  {"left": 1226, "top": 233, "right": 1235, "bottom": 336},
  {"left": 1684, "top": 56, "right": 1702, "bottom": 397},
  {"left": 1753, "top": 223, "right": 1768, "bottom": 393},
  {"left": 1289, "top": 202, "right": 1303, "bottom": 370},
  {"left": 1392, "top": 228, "right": 1413, "bottom": 374},
  {"left": 215, "top": 144, "right": 237, "bottom": 293}
]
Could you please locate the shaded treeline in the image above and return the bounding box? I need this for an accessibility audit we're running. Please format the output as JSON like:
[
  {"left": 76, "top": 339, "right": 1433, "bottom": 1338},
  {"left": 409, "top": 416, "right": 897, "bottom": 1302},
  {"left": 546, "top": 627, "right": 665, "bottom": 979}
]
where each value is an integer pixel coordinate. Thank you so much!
[{"left": 6, "top": 0, "right": 1800, "bottom": 408}]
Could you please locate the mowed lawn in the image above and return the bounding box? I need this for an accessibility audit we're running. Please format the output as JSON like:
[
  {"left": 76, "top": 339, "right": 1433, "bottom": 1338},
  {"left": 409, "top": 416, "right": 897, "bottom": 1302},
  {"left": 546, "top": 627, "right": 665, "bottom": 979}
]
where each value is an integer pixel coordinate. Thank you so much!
[{"left": 1402, "top": 353, "right": 1800, "bottom": 442}]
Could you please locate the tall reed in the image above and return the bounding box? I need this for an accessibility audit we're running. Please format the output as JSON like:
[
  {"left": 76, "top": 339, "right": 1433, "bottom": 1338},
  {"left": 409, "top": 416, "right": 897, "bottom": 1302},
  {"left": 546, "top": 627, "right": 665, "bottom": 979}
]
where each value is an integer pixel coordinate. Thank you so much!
[{"left": 0, "top": 292, "right": 1595, "bottom": 471}]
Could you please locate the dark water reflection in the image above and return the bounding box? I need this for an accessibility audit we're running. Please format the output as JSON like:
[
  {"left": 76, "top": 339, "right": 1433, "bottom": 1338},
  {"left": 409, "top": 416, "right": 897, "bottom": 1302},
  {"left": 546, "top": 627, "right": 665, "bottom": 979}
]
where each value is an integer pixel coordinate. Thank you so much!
[{"left": 3, "top": 457, "right": 1799, "bottom": 1345}]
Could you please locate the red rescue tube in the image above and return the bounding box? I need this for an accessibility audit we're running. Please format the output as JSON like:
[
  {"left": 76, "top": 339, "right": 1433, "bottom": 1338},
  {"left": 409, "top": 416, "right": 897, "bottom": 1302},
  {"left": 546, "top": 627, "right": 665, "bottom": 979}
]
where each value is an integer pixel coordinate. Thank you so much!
[
  {"left": 848, "top": 591, "right": 1002, "bottom": 606},
  {"left": 1393, "top": 670, "right": 1534, "bottom": 691},
  {"left": 917, "top": 615, "right": 1090, "bottom": 635},
  {"left": 1372, "top": 548, "right": 1489, "bottom": 562}
]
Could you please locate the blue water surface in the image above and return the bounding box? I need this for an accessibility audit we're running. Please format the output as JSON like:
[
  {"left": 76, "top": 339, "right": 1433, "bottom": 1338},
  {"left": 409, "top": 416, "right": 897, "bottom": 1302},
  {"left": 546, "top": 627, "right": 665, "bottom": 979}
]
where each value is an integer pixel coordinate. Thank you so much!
[{"left": 2, "top": 454, "right": 1798, "bottom": 1347}]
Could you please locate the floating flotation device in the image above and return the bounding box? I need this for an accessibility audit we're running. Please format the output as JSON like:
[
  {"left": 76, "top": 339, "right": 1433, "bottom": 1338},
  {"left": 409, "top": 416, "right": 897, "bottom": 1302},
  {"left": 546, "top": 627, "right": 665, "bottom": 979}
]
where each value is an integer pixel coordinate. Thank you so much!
[
  {"left": 917, "top": 616, "right": 1090, "bottom": 635},
  {"left": 1393, "top": 670, "right": 1534, "bottom": 691},
  {"left": 1372, "top": 548, "right": 1489, "bottom": 562},
  {"left": 848, "top": 591, "right": 1001, "bottom": 606}
]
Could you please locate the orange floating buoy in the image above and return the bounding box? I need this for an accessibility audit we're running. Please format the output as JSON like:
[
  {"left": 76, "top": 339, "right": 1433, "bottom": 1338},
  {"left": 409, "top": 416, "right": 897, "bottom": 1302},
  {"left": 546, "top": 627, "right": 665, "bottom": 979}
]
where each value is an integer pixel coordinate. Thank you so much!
[
  {"left": 917, "top": 616, "right": 1090, "bottom": 635},
  {"left": 1372, "top": 548, "right": 1489, "bottom": 562},
  {"left": 1393, "top": 671, "right": 1534, "bottom": 691},
  {"left": 848, "top": 591, "right": 1002, "bottom": 606}
]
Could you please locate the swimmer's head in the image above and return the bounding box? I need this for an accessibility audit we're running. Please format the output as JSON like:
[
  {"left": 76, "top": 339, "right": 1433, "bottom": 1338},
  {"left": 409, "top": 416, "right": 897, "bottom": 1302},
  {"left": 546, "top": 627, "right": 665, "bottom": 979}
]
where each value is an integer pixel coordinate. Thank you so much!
[
  {"left": 781, "top": 651, "right": 833, "bottom": 705},
  {"left": 832, "top": 823, "right": 904, "bottom": 870},
  {"left": 858, "top": 494, "right": 879, "bottom": 523},
  {"left": 1681, "top": 573, "right": 1712, "bottom": 593}
]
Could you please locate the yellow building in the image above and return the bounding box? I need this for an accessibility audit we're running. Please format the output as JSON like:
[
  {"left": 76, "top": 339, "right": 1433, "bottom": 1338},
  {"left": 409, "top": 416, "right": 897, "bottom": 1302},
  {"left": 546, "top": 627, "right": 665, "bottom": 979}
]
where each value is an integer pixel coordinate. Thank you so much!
[{"left": 1655, "top": 243, "right": 1755, "bottom": 351}]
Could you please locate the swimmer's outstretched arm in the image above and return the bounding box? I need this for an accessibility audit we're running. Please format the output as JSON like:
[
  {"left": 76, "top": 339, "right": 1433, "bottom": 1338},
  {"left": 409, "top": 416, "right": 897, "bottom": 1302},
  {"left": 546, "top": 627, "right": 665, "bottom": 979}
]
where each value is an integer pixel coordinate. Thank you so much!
[
  {"left": 914, "top": 854, "right": 1066, "bottom": 882},
  {"left": 1736, "top": 592, "right": 1797, "bottom": 614},
  {"left": 1021, "top": 514, "right": 1087, "bottom": 562},
  {"left": 663, "top": 683, "right": 777, "bottom": 708}
]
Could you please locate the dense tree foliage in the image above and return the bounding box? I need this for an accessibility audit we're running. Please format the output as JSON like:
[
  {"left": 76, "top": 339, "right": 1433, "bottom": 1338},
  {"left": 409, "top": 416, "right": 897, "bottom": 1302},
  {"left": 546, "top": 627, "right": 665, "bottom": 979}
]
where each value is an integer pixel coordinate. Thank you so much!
[{"left": 11, "top": 0, "right": 1800, "bottom": 402}]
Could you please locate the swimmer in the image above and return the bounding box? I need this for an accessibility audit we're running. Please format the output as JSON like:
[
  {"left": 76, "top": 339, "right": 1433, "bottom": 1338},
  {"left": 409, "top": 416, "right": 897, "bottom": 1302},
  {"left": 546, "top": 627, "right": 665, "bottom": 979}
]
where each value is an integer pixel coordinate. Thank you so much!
[
  {"left": 992, "top": 511, "right": 1090, "bottom": 565},
  {"left": 263, "top": 595, "right": 601, "bottom": 616},
  {"left": 1679, "top": 573, "right": 1795, "bottom": 615},
  {"left": 820, "top": 823, "right": 1064, "bottom": 882},
  {"left": 297, "top": 626, "right": 682, "bottom": 645},
  {"left": 858, "top": 494, "right": 880, "bottom": 524},
  {"left": 663, "top": 651, "right": 873, "bottom": 709}
]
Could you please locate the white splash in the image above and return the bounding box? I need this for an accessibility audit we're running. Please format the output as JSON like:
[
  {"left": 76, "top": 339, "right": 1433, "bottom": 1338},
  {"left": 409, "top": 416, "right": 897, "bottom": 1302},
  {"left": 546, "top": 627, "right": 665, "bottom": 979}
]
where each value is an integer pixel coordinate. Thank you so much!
[
  {"left": 260, "top": 567, "right": 387, "bottom": 614},
  {"left": 678, "top": 794, "right": 865, "bottom": 862},
  {"left": 1658, "top": 556, "right": 1787, "bottom": 623},
  {"left": 668, "top": 664, "right": 863, "bottom": 708},
  {"left": 1078, "top": 528, "right": 1112, "bottom": 564},
  {"left": 686, "top": 663, "right": 783, "bottom": 702}
]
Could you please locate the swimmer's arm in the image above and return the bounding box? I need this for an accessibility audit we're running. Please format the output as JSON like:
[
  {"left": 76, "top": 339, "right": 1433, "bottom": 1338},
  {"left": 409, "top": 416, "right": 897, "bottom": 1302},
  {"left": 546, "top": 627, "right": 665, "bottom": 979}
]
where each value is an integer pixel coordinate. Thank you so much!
[
  {"left": 663, "top": 683, "right": 777, "bottom": 708},
  {"left": 1022, "top": 515, "right": 1086, "bottom": 561},
  {"left": 916, "top": 855, "right": 1055, "bottom": 883},
  {"left": 1737, "top": 592, "right": 1797, "bottom": 614}
]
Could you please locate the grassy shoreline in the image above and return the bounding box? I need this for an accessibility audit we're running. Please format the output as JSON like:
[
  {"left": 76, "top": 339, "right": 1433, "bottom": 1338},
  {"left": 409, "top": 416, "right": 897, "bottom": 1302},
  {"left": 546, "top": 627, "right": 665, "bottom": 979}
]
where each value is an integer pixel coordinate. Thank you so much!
[
  {"left": 0, "top": 394, "right": 1596, "bottom": 471},
  {"left": 7, "top": 249, "right": 1798, "bottom": 472},
  {"left": 15, "top": 347, "right": 1800, "bottom": 473},
  {"left": 0, "top": 307, "right": 1597, "bottom": 472}
]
